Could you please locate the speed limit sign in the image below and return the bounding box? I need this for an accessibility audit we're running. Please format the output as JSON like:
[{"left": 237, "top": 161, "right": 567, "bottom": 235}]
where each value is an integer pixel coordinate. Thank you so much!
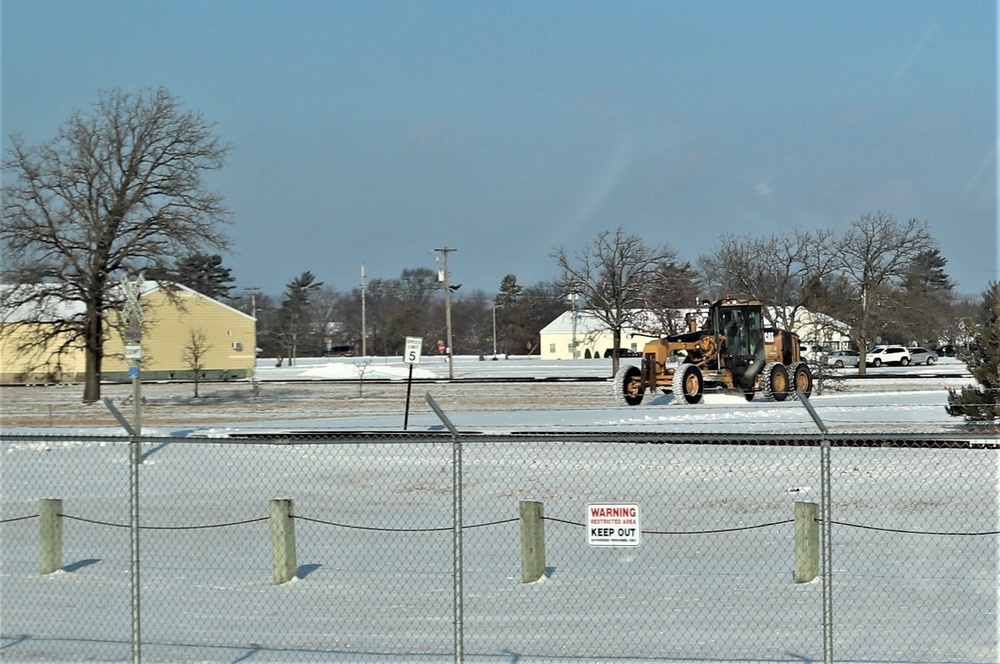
[{"left": 404, "top": 336, "right": 423, "bottom": 365}]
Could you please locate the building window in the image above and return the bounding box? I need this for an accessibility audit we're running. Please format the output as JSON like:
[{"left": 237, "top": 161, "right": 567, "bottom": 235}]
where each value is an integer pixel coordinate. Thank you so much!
[{"left": 549, "top": 344, "right": 556, "bottom": 353}]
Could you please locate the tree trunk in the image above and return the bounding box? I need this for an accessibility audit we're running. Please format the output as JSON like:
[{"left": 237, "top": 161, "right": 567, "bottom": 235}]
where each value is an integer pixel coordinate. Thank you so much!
[
  {"left": 611, "top": 327, "right": 622, "bottom": 376},
  {"left": 82, "top": 302, "right": 103, "bottom": 403}
]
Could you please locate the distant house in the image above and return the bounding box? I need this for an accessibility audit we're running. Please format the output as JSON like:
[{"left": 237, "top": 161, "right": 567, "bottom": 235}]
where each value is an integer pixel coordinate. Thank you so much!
[
  {"left": 539, "top": 310, "right": 659, "bottom": 360},
  {"left": 539, "top": 305, "right": 851, "bottom": 361},
  {"left": 0, "top": 282, "right": 256, "bottom": 384}
]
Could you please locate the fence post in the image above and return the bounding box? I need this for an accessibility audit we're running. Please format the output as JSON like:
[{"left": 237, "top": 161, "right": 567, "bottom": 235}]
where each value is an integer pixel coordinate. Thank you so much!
[
  {"left": 794, "top": 501, "right": 819, "bottom": 583},
  {"left": 519, "top": 500, "right": 545, "bottom": 583},
  {"left": 269, "top": 498, "right": 297, "bottom": 584},
  {"left": 39, "top": 498, "right": 63, "bottom": 575}
]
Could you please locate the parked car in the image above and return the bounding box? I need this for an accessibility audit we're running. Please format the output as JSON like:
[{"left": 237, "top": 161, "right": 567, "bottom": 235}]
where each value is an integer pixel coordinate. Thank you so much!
[
  {"left": 604, "top": 348, "right": 642, "bottom": 358},
  {"left": 801, "top": 345, "right": 828, "bottom": 363},
  {"left": 865, "top": 346, "right": 910, "bottom": 366},
  {"left": 906, "top": 347, "right": 938, "bottom": 365},
  {"left": 822, "top": 349, "right": 860, "bottom": 368}
]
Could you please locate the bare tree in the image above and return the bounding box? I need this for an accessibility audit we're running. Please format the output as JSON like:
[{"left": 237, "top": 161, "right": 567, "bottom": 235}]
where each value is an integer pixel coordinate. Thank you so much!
[
  {"left": 552, "top": 226, "right": 680, "bottom": 375},
  {"left": 354, "top": 357, "right": 374, "bottom": 397},
  {"left": 834, "top": 211, "right": 935, "bottom": 373},
  {"left": 645, "top": 258, "right": 701, "bottom": 336},
  {"left": 1, "top": 87, "right": 230, "bottom": 402},
  {"left": 698, "top": 227, "right": 838, "bottom": 329},
  {"left": 181, "top": 329, "right": 212, "bottom": 398}
]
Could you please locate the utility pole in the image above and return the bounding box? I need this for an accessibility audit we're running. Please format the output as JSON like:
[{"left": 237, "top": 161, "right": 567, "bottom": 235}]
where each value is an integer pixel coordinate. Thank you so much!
[
  {"left": 492, "top": 302, "right": 499, "bottom": 358},
  {"left": 245, "top": 287, "right": 260, "bottom": 358},
  {"left": 568, "top": 292, "right": 579, "bottom": 359},
  {"left": 360, "top": 264, "right": 367, "bottom": 357},
  {"left": 434, "top": 246, "right": 457, "bottom": 379}
]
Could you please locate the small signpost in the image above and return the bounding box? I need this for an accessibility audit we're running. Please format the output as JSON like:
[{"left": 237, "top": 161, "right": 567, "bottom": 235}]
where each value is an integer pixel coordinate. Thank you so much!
[
  {"left": 587, "top": 503, "right": 641, "bottom": 547},
  {"left": 403, "top": 336, "right": 422, "bottom": 430}
]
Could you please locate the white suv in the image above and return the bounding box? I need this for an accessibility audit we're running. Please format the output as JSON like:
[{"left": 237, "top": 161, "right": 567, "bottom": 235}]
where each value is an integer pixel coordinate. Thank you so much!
[{"left": 866, "top": 346, "right": 910, "bottom": 366}]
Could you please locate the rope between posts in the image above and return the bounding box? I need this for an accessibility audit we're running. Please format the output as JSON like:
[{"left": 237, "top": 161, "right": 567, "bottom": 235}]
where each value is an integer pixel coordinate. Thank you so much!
[
  {"left": 826, "top": 519, "right": 1000, "bottom": 537},
  {"left": 3, "top": 512, "right": 997, "bottom": 537},
  {"left": 545, "top": 515, "right": 796, "bottom": 534}
]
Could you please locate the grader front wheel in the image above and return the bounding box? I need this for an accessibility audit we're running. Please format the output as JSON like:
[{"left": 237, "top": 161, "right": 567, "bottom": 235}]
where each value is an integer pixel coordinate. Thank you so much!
[
  {"left": 764, "top": 362, "right": 790, "bottom": 402},
  {"left": 614, "top": 364, "right": 645, "bottom": 406},
  {"left": 792, "top": 362, "right": 813, "bottom": 399},
  {"left": 672, "top": 364, "right": 704, "bottom": 404}
]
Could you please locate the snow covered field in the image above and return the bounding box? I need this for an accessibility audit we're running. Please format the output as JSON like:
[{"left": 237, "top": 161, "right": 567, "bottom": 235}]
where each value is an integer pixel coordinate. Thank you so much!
[
  {"left": 239, "top": 355, "right": 986, "bottom": 436},
  {"left": 1, "top": 355, "right": 984, "bottom": 436},
  {"left": 1, "top": 356, "right": 997, "bottom": 662}
]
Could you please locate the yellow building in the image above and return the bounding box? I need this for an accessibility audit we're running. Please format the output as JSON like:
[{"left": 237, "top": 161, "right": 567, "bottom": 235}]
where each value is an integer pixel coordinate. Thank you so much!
[{"left": 1, "top": 282, "right": 256, "bottom": 384}]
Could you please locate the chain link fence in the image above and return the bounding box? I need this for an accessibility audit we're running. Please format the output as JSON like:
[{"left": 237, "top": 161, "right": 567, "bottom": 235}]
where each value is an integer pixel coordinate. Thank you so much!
[{"left": 2, "top": 429, "right": 997, "bottom": 663}]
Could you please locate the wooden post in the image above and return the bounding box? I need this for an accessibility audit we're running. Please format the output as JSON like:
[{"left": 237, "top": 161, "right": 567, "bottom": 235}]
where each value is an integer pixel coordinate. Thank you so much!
[
  {"left": 269, "top": 499, "right": 297, "bottom": 584},
  {"left": 519, "top": 501, "right": 545, "bottom": 583},
  {"left": 39, "top": 498, "right": 63, "bottom": 575},
  {"left": 794, "top": 501, "right": 819, "bottom": 584}
]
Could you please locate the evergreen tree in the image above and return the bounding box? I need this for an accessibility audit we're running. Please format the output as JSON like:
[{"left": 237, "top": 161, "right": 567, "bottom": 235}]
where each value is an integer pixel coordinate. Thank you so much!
[
  {"left": 273, "top": 271, "right": 323, "bottom": 366},
  {"left": 148, "top": 252, "right": 235, "bottom": 299},
  {"left": 494, "top": 274, "right": 527, "bottom": 355},
  {"left": 885, "top": 249, "right": 955, "bottom": 344},
  {"left": 947, "top": 282, "right": 1000, "bottom": 422}
]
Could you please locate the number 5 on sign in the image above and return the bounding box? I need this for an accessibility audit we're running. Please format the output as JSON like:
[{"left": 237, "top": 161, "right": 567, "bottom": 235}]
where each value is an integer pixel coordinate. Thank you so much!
[{"left": 404, "top": 336, "right": 423, "bottom": 365}]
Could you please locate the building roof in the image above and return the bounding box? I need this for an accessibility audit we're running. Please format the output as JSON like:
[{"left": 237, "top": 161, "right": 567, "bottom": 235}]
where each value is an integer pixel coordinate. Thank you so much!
[
  {"left": 540, "top": 305, "right": 850, "bottom": 340},
  {"left": 1, "top": 281, "right": 253, "bottom": 323},
  {"left": 540, "top": 310, "right": 621, "bottom": 335}
]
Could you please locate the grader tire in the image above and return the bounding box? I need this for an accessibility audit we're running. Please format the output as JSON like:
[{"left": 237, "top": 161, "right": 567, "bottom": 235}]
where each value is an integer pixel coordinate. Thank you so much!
[
  {"left": 792, "top": 362, "right": 813, "bottom": 399},
  {"left": 614, "top": 364, "right": 645, "bottom": 406},
  {"left": 672, "top": 363, "right": 704, "bottom": 405},
  {"left": 763, "top": 362, "right": 790, "bottom": 402}
]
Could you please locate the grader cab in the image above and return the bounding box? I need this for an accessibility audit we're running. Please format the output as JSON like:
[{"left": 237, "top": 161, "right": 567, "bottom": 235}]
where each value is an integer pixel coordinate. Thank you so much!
[{"left": 614, "top": 298, "right": 812, "bottom": 405}]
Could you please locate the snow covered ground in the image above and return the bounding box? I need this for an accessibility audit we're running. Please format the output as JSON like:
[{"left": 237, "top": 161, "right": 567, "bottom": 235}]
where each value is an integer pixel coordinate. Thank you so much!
[
  {"left": 212, "top": 355, "right": 985, "bottom": 437},
  {"left": 1, "top": 356, "right": 996, "bottom": 663}
]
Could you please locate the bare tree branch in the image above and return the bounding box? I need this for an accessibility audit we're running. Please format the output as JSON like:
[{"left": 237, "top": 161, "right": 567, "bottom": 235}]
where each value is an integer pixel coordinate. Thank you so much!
[
  {"left": 552, "top": 226, "right": 680, "bottom": 375},
  {"left": 2, "top": 87, "right": 231, "bottom": 401}
]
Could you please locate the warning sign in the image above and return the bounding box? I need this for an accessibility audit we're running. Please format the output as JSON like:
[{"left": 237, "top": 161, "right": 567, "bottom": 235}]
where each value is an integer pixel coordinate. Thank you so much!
[{"left": 587, "top": 503, "right": 641, "bottom": 547}]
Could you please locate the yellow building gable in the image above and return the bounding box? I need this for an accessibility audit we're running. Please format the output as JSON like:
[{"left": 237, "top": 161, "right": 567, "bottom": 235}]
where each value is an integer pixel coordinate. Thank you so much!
[
  {"left": 101, "top": 283, "right": 256, "bottom": 381},
  {"left": 1, "top": 282, "right": 256, "bottom": 384}
]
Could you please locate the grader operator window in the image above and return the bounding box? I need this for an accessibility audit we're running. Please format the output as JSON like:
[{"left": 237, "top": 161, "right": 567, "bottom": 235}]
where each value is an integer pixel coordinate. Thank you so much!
[{"left": 719, "top": 305, "right": 763, "bottom": 359}]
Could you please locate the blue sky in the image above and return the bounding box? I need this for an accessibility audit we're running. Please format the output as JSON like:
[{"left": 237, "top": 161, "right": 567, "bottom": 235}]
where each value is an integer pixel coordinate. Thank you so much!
[{"left": 3, "top": 1, "right": 997, "bottom": 297}]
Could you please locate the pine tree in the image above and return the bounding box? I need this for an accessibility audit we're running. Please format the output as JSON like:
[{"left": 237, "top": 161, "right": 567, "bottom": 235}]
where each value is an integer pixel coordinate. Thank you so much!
[
  {"left": 175, "top": 253, "right": 236, "bottom": 300},
  {"left": 146, "top": 252, "right": 235, "bottom": 300},
  {"left": 273, "top": 271, "right": 323, "bottom": 366},
  {"left": 946, "top": 282, "right": 1000, "bottom": 422},
  {"left": 888, "top": 249, "right": 955, "bottom": 344},
  {"left": 493, "top": 274, "right": 526, "bottom": 355}
]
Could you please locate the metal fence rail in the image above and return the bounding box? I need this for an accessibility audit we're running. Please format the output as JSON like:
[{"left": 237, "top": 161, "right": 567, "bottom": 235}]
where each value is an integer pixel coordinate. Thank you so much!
[{"left": 1, "top": 430, "right": 997, "bottom": 663}]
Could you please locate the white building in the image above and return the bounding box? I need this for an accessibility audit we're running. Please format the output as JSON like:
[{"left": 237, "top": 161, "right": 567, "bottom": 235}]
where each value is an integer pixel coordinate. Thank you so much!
[
  {"left": 539, "top": 310, "right": 658, "bottom": 360},
  {"left": 539, "top": 306, "right": 851, "bottom": 361}
]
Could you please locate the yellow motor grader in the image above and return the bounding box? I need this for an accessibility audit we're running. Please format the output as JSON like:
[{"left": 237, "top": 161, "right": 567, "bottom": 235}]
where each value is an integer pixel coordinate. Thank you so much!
[{"left": 614, "top": 298, "right": 813, "bottom": 405}]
